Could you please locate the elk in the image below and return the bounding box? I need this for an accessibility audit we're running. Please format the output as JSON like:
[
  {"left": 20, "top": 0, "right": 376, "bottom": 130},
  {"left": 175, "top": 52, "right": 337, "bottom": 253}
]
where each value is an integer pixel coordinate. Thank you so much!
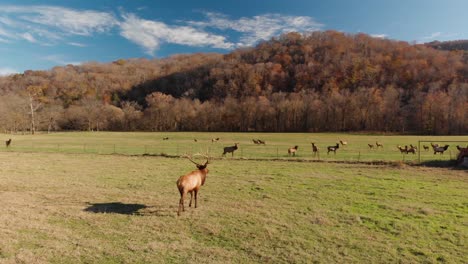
[
  {"left": 376, "top": 141, "right": 383, "bottom": 148},
  {"left": 423, "top": 145, "right": 429, "bottom": 151},
  {"left": 222, "top": 143, "right": 238, "bottom": 157},
  {"left": 327, "top": 143, "right": 339, "bottom": 154},
  {"left": 406, "top": 145, "right": 416, "bottom": 154},
  {"left": 163, "top": 137, "right": 169, "bottom": 140},
  {"left": 194, "top": 139, "right": 198, "bottom": 142},
  {"left": 368, "top": 144, "right": 374, "bottom": 149},
  {"left": 5, "top": 138, "right": 11, "bottom": 147},
  {"left": 252, "top": 139, "right": 259, "bottom": 144},
  {"left": 288, "top": 146, "right": 299, "bottom": 156},
  {"left": 311, "top": 142, "right": 319, "bottom": 157},
  {"left": 339, "top": 140, "right": 347, "bottom": 146},
  {"left": 397, "top": 145, "right": 407, "bottom": 154},
  {"left": 211, "top": 138, "right": 220, "bottom": 143},
  {"left": 177, "top": 154, "right": 210, "bottom": 216},
  {"left": 410, "top": 144, "right": 417, "bottom": 150},
  {"left": 433, "top": 145, "right": 449, "bottom": 155},
  {"left": 430, "top": 142, "right": 439, "bottom": 149},
  {"left": 257, "top": 139, "right": 266, "bottom": 145}
]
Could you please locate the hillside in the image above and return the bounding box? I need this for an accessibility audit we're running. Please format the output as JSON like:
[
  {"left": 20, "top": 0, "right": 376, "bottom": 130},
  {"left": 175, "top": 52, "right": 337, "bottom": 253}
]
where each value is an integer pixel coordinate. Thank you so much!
[
  {"left": 426, "top": 40, "right": 468, "bottom": 52},
  {"left": 0, "top": 31, "right": 467, "bottom": 134}
]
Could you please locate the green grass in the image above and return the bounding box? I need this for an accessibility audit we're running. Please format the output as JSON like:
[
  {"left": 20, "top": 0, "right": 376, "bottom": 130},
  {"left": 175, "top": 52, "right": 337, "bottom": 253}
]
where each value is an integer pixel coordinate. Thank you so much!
[
  {"left": 1, "top": 132, "right": 467, "bottom": 162},
  {"left": 0, "top": 151, "right": 466, "bottom": 263}
]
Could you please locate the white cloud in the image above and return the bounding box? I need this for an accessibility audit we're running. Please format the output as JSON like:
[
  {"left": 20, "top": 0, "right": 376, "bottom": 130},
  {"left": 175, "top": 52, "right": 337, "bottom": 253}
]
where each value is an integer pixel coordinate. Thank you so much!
[
  {"left": 120, "top": 13, "right": 234, "bottom": 55},
  {"left": 188, "top": 12, "right": 323, "bottom": 47},
  {"left": 0, "top": 67, "right": 18, "bottom": 76},
  {"left": 42, "top": 54, "right": 81, "bottom": 66},
  {"left": 0, "top": 5, "right": 117, "bottom": 45},
  {"left": 423, "top": 32, "right": 442, "bottom": 40},
  {"left": 68, "top": 42, "right": 87, "bottom": 47},
  {"left": 20, "top": 32, "right": 37, "bottom": 43},
  {"left": 1, "top": 5, "right": 118, "bottom": 36},
  {"left": 371, "top": 34, "right": 387, "bottom": 39}
]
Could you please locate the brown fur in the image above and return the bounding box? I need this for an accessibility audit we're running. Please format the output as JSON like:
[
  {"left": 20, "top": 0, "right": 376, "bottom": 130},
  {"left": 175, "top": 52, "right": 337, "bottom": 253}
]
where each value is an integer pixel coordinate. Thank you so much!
[{"left": 177, "top": 156, "right": 210, "bottom": 216}]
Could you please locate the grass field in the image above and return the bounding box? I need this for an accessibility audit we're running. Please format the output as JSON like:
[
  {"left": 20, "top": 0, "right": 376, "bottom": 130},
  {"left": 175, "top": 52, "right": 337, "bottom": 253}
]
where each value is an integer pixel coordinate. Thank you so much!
[
  {"left": 1, "top": 132, "right": 467, "bottom": 163},
  {"left": 0, "top": 151, "right": 466, "bottom": 263}
]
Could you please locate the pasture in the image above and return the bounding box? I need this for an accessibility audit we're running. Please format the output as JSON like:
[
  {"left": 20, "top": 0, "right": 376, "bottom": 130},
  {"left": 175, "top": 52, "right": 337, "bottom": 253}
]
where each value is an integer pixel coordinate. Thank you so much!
[
  {"left": 1, "top": 132, "right": 467, "bottom": 163},
  {"left": 0, "top": 132, "right": 467, "bottom": 263}
]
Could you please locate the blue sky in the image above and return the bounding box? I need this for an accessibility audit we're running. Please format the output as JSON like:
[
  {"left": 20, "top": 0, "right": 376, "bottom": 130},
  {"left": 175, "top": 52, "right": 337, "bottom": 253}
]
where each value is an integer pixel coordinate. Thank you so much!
[{"left": 1, "top": 0, "right": 467, "bottom": 75}]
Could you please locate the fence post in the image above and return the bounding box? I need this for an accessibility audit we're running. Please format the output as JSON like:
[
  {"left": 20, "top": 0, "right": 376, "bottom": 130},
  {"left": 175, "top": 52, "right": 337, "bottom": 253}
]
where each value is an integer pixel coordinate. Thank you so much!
[
  {"left": 418, "top": 141, "right": 421, "bottom": 163},
  {"left": 177, "top": 144, "right": 179, "bottom": 156}
]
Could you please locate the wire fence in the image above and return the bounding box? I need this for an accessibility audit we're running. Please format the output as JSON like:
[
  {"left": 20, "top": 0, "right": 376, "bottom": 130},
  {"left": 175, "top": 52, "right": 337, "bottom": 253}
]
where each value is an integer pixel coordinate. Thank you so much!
[{"left": 1, "top": 141, "right": 465, "bottom": 163}]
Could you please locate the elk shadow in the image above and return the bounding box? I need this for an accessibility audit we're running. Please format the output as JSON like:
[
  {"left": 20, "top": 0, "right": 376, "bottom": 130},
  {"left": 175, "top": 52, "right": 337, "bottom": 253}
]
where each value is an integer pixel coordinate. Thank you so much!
[{"left": 84, "top": 202, "right": 147, "bottom": 215}]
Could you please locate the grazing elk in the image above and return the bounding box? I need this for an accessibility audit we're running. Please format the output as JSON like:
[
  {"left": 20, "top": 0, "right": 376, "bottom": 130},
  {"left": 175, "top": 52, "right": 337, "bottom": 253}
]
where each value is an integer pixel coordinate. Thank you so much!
[
  {"left": 431, "top": 142, "right": 439, "bottom": 149},
  {"left": 376, "top": 141, "right": 383, "bottom": 148},
  {"left": 397, "top": 145, "right": 407, "bottom": 154},
  {"left": 339, "top": 140, "right": 347, "bottom": 146},
  {"left": 433, "top": 145, "right": 449, "bottom": 155},
  {"left": 423, "top": 145, "right": 429, "bottom": 151},
  {"left": 410, "top": 144, "right": 417, "bottom": 150},
  {"left": 368, "top": 144, "right": 374, "bottom": 149},
  {"left": 252, "top": 139, "right": 259, "bottom": 144},
  {"left": 194, "top": 139, "right": 198, "bottom": 142},
  {"left": 311, "top": 142, "right": 319, "bottom": 157},
  {"left": 5, "top": 138, "right": 11, "bottom": 148},
  {"left": 163, "top": 137, "right": 169, "bottom": 140},
  {"left": 288, "top": 146, "right": 299, "bottom": 156},
  {"left": 327, "top": 143, "right": 339, "bottom": 155},
  {"left": 211, "top": 138, "right": 220, "bottom": 143},
  {"left": 222, "top": 143, "right": 239, "bottom": 157},
  {"left": 177, "top": 154, "right": 210, "bottom": 216},
  {"left": 406, "top": 145, "right": 416, "bottom": 154},
  {"left": 257, "top": 139, "right": 266, "bottom": 145}
]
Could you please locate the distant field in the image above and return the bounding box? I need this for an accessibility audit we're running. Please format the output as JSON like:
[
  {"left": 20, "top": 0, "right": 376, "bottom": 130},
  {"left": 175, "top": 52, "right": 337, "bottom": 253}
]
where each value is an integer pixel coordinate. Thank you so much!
[
  {"left": 0, "top": 152, "right": 466, "bottom": 263},
  {"left": 1, "top": 132, "right": 467, "bottom": 163}
]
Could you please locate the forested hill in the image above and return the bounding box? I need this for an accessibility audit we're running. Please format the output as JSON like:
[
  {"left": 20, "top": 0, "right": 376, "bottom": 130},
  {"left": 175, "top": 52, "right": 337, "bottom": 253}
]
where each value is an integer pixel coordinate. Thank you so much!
[
  {"left": 426, "top": 40, "right": 468, "bottom": 52},
  {"left": 0, "top": 31, "right": 467, "bottom": 134}
]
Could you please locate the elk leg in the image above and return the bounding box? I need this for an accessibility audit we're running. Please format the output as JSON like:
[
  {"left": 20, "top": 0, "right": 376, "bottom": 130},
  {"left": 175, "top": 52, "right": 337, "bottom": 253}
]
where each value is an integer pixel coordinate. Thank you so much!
[
  {"left": 178, "top": 193, "right": 185, "bottom": 216},
  {"left": 194, "top": 190, "right": 198, "bottom": 208},
  {"left": 189, "top": 191, "right": 193, "bottom": 207}
]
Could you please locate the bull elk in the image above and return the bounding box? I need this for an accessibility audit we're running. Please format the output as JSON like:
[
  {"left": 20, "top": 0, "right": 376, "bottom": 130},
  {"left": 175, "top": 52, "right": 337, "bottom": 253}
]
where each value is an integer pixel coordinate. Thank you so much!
[
  {"left": 177, "top": 154, "right": 210, "bottom": 216},
  {"left": 5, "top": 138, "right": 11, "bottom": 147},
  {"left": 222, "top": 143, "right": 239, "bottom": 157}
]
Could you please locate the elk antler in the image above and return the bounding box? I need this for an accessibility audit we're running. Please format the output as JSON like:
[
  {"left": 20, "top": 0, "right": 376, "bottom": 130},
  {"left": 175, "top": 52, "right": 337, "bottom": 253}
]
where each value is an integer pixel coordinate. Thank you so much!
[{"left": 183, "top": 153, "right": 210, "bottom": 167}]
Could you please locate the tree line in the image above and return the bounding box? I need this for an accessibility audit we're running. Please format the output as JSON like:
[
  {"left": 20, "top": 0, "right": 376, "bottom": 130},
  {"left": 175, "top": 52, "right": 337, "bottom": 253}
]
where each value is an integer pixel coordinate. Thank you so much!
[{"left": 0, "top": 31, "right": 467, "bottom": 134}]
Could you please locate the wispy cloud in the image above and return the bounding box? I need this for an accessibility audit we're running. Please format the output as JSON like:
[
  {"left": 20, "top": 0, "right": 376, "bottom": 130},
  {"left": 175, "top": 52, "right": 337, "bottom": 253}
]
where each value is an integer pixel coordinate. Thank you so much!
[
  {"left": 188, "top": 12, "right": 323, "bottom": 47},
  {"left": 423, "top": 32, "right": 441, "bottom": 40},
  {"left": 120, "top": 13, "right": 233, "bottom": 55},
  {"left": 0, "top": 5, "right": 324, "bottom": 58},
  {"left": 41, "top": 54, "right": 81, "bottom": 66},
  {"left": 67, "top": 42, "right": 87, "bottom": 47},
  {"left": 371, "top": 34, "right": 387, "bottom": 39},
  {"left": 0, "top": 5, "right": 117, "bottom": 45},
  {"left": 0, "top": 67, "right": 18, "bottom": 76}
]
